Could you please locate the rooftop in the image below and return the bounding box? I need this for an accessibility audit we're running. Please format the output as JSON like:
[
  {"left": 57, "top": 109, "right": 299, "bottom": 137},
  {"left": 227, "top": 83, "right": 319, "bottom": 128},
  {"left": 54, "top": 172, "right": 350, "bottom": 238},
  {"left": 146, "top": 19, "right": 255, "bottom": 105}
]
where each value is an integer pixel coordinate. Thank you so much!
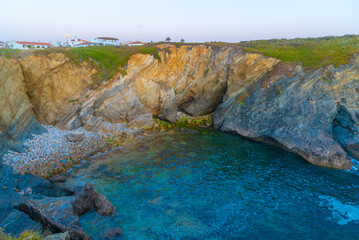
[
  {"left": 129, "top": 41, "right": 145, "bottom": 44},
  {"left": 16, "top": 41, "right": 53, "bottom": 46},
  {"left": 96, "top": 37, "right": 119, "bottom": 41}
]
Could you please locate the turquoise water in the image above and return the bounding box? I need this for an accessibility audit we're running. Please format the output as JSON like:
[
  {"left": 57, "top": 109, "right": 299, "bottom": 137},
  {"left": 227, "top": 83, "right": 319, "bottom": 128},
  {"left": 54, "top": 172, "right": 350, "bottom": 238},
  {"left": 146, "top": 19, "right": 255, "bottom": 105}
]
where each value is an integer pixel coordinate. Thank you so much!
[{"left": 69, "top": 129, "right": 359, "bottom": 240}]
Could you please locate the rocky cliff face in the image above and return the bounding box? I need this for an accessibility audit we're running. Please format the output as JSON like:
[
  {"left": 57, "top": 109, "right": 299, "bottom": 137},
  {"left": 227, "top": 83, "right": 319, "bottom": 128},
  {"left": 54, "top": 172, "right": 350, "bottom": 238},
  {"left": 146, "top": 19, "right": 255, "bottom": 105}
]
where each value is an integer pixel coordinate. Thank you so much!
[
  {"left": 1, "top": 45, "right": 358, "bottom": 170},
  {"left": 214, "top": 59, "right": 359, "bottom": 169},
  {"left": 0, "top": 58, "right": 45, "bottom": 155},
  {"left": 20, "top": 53, "right": 97, "bottom": 125},
  {"left": 60, "top": 45, "right": 279, "bottom": 131}
]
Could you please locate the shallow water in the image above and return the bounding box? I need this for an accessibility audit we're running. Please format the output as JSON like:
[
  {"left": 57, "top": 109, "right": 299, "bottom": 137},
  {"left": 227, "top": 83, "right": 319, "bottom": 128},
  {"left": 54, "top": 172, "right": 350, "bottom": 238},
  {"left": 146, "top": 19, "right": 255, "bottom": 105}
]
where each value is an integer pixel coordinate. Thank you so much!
[{"left": 68, "top": 129, "right": 359, "bottom": 240}]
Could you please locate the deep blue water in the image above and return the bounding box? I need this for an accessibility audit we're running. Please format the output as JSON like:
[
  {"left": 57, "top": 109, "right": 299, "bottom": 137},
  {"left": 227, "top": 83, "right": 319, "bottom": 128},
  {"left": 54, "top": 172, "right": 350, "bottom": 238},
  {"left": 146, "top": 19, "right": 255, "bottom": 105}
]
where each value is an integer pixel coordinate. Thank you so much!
[{"left": 68, "top": 128, "right": 359, "bottom": 240}]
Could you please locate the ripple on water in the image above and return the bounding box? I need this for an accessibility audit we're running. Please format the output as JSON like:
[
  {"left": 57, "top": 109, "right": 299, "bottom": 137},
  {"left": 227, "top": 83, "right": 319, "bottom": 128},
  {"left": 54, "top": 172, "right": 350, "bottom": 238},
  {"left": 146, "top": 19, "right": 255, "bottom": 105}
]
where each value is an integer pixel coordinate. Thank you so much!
[{"left": 66, "top": 129, "right": 359, "bottom": 240}]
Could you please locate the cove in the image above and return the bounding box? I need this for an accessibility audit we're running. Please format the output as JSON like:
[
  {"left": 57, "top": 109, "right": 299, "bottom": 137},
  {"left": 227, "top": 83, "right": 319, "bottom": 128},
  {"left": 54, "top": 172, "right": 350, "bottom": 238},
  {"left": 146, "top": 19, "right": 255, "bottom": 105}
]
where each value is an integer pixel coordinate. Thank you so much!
[{"left": 66, "top": 129, "right": 359, "bottom": 239}]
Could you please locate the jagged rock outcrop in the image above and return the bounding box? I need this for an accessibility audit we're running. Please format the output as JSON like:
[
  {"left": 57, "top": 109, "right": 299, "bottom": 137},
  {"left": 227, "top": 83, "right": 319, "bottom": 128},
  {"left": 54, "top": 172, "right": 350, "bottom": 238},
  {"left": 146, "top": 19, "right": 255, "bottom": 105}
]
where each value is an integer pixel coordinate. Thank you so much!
[
  {"left": 1, "top": 44, "right": 358, "bottom": 170},
  {"left": 18, "top": 182, "right": 115, "bottom": 240},
  {"left": 61, "top": 45, "right": 279, "bottom": 129},
  {"left": 20, "top": 53, "right": 97, "bottom": 125},
  {"left": 0, "top": 58, "right": 45, "bottom": 156},
  {"left": 214, "top": 60, "right": 359, "bottom": 169},
  {"left": 0, "top": 163, "right": 44, "bottom": 234}
]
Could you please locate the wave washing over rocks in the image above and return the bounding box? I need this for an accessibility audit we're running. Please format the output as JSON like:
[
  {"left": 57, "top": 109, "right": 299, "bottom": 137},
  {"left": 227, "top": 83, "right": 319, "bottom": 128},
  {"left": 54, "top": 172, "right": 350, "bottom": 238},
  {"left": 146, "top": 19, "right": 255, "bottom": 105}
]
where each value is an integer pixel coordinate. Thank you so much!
[{"left": 2, "top": 125, "right": 134, "bottom": 178}]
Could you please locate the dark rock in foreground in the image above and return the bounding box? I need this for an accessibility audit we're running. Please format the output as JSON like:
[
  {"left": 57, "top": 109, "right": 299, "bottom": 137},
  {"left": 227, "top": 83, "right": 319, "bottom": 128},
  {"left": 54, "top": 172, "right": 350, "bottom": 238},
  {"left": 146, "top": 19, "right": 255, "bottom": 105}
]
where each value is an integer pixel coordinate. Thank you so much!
[
  {"left": 18, "top": 196, "right": 89, "bottom": 240},
  {"left": 43, "top": 232, "right": 70, "bottom": 240},
  {"left": 18, "top": 182, "right": 115, "bottom": 240},
  {"left": 73, "top": 182, "right": 115, "bottom": 216},
  {"left": 0, "top": 160, "right": 115, "bottom": 239}
]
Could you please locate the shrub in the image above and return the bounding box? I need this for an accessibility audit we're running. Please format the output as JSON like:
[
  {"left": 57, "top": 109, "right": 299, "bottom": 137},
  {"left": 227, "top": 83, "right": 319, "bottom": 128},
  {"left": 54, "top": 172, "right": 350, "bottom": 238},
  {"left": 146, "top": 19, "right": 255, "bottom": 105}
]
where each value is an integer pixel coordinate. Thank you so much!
[{"left": 0, "top": 228, "right": 43, "bottom": 240}]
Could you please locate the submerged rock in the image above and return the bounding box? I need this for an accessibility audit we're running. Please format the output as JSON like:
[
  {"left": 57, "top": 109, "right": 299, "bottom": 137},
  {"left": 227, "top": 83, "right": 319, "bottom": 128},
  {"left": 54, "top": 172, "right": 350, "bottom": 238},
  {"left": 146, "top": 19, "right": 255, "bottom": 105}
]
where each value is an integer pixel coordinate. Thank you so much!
[{"left": 101, "top": 228, "right": 123, "bottom": 239}]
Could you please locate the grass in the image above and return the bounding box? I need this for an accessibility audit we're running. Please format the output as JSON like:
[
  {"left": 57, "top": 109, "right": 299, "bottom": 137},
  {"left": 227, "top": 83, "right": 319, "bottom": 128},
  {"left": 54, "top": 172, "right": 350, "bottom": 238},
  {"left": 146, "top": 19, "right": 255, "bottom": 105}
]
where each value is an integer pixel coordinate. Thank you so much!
[
  {"left": 68, "top": 98, "right": 79, "bottom": 103},
  {"left": 153, "top": 115, "right": 213, "bottom": 130},
  {"left": 162, "top": 35, "right": 359, "bottom": 70},
  {"left": 33, "top": 45, "right": 161, "bottom": 87},
  {"left": 0, "top": 228, "right": 43, "bottom": 240},
  {"left": 68, "top": 45, "right": 161, "bottom": 82},
  {"left": 0, "top": 49, "right": 23, "bottom": 58},
  {"left": 238, "top": 35, "right": 359, "bottom": 69}
]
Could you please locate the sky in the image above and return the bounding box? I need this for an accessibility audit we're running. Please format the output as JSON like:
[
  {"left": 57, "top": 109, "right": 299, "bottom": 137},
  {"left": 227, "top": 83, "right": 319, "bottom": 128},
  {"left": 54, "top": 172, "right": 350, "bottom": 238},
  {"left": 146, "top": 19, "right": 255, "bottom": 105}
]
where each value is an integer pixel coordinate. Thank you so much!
[{"left": 0, "top": 0, "right": 358, "bottom": 43}]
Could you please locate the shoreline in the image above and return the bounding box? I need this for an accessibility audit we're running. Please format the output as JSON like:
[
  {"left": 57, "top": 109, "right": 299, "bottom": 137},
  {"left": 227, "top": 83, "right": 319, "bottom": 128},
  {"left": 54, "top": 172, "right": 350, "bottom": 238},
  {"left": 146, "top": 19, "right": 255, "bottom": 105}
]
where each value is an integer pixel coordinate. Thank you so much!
[
  {"left": 1, "top": 116, "right": 213, "bottom": 178},
  {"left": 1, "top": 125, "right": 138, "bottom": 178}
]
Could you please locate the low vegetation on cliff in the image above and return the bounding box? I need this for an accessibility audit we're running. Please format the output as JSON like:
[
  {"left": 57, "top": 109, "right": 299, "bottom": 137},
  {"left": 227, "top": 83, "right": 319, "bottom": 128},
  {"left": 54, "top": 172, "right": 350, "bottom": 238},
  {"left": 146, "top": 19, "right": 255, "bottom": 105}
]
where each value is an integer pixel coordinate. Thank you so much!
[
  {"left": 204, "top": 35, "right": 359, "bottom": 69},
  {"left": 34, "top": 45, "right": 161, "bottom": 87},
  {"left": 0, "top": 228, "right": 42, "bottom": 240},
  {"left": 153, "top": 115, "right": 213, "bottom": 132},
  {"left": 238, "top": 35, "right": 359, "bottom": 69}
]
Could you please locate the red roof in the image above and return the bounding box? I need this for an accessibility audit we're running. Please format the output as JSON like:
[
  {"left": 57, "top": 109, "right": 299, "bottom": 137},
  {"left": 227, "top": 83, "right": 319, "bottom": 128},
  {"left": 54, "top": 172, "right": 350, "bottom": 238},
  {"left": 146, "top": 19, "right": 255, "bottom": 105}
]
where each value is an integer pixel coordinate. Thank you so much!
[
  {"left": 130, "top": 41, "right": 144, "bottom": 44},
  {"left": 71, "top": 38, "right": 86, "bottom": 42},
  {"left": 16, "top": 41, "right": 53, "bottom": 46}
]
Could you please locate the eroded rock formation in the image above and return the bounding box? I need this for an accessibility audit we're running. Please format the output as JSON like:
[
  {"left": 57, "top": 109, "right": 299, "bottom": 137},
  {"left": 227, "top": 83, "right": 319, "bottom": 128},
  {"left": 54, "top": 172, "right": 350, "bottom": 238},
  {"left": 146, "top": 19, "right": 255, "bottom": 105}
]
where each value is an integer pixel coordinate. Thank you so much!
[
  {"left": 0, "top": 58, "right": 45, "bottom": 155},
  {"left": 214, "top": 60, "right": 359, "bottom": 169},
  {"left": 20, "top": 53, "right": 97, "bottom": 125},
  {"left": 0, "top": 44, "right": 358, "bottom": 170}
]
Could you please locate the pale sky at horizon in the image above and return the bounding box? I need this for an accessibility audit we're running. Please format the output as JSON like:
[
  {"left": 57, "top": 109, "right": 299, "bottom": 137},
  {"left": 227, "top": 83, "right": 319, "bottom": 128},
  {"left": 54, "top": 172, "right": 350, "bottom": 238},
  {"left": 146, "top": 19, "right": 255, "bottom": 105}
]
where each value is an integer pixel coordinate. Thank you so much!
[{"left": 0, "top": 0, "right": 358, "bottom": 43}]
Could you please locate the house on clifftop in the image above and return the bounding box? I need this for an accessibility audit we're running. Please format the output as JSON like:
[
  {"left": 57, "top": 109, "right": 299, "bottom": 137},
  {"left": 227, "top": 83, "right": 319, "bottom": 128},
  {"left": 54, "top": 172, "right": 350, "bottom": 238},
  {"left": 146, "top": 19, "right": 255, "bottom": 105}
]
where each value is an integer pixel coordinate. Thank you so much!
[
  {"left": 91, "top": 37, "right": 119, "bottom": 46},
  {"left": 126, "top": 41, "right": 145, "bottom": 46},
  {"left": 8, "top": 41, "right": 53, "bottom": 49}
]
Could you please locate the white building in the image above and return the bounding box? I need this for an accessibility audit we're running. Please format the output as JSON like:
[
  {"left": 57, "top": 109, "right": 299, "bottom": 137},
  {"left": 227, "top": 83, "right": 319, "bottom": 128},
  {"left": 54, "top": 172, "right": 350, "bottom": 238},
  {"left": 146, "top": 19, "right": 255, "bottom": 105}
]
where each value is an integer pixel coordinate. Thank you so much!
[
  {"left": 129, "top": 41, "right": 145, "bottom": 46},
  {"left": 0, "top": 41, "right": 6, "bottom": 48},
  {"left": 125, "top": 41, "right": 146, "bottom": 47},
  {"left": 73, "top": 41, "right": 96, "bottom": 48},
  {"left": 67, "top": 37, "right": 87, "bottom": 47},
  {"left": 91, "top": 37, "right": 119, "bottom": 46},
  {"left": 8, "top": 41, "right": 53, "bottom": 49}
]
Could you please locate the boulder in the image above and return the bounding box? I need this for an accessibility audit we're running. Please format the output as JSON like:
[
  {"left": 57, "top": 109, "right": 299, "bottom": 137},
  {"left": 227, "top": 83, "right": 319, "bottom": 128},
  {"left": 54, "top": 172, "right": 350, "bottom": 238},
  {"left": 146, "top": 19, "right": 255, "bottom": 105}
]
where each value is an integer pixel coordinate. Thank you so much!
[
  {"left": 18, "top": 182, "right": 114, "bottom": 240},
  {"left": 73, "top": 182, "right": 115, "bottom": 216},
  {"left": 66, "top": 133, "right": 85, "bottom": 142},
  {"left": 43, "top": 232, "right": 70, "bottom": 240},
  {"left": 18, "top": 196, "right": 89, "bottom": 240},
  {"left": 128, "top": 113, "right": 154, "bottom": 129}
]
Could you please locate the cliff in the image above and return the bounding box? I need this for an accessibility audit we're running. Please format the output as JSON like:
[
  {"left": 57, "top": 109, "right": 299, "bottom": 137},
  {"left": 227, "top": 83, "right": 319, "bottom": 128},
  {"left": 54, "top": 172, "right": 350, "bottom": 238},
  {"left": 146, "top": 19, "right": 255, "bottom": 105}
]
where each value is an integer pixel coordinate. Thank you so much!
[
  {"left": 59, "top": 45, "right": 278, "bottom": 131},
  {"left": 214, "top": 59, "right": 359, "bottom": 169},
  {"left": 20, "top": 53, "right": 97, "bottom": 125},
  {"left": 0, "top": 58, "right": 45, "bottom": 155},
  {"left": 0, "top": 44, "right": 358, "bottom": 170}
]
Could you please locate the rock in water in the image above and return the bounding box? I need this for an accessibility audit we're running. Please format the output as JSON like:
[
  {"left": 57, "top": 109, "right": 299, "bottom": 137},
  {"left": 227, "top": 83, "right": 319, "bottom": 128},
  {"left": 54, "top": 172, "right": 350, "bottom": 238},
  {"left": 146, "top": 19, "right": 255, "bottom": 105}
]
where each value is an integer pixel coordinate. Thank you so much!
[
  {"left": 43, "top": 232, "right": 70, "bottom": 240},
  {"left": 66, "top": 132, "right": 85, "bottom": 142},
  {"left": 18, "top": 197, "right": 90, "bottom": 240},
  {"left": 101, "top": 228, "right": 123, "bottom": 239},
  {"left": 73, "top": 182, "right": 115, "bottom": 216}
]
